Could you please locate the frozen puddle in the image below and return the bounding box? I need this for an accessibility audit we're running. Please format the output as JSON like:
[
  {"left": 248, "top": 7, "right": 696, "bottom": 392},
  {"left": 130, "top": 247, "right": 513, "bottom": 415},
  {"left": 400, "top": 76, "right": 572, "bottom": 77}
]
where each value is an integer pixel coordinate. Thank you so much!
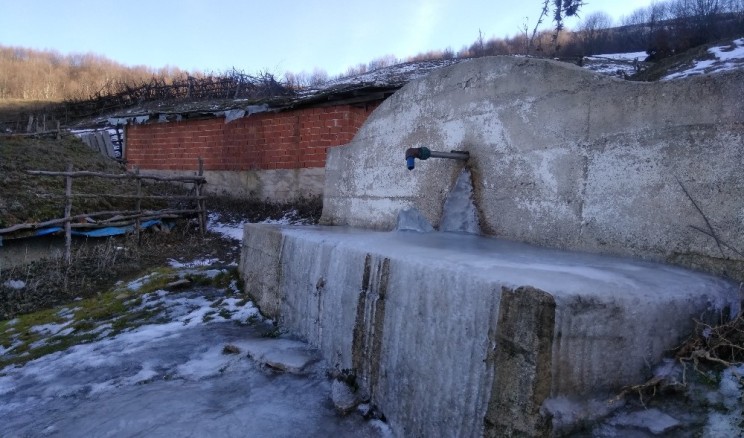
[{"left": 0, "top": 287, "right": 389, "bottom": 437}]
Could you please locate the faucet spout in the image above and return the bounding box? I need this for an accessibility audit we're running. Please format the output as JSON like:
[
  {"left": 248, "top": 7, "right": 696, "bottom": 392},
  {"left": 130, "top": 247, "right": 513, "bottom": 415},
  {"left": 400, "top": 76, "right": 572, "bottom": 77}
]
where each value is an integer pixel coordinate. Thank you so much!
[
  {"left": 405, "top": 147, "right": 469, "bottom": 170},
  {"left": 405, "top": 147, "right": 431, "bottom": 170}
]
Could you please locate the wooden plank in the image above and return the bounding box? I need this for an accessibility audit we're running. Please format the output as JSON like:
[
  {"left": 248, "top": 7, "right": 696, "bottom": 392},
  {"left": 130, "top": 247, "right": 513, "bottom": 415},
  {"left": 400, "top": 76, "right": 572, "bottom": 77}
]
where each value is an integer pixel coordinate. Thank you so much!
[
  {"left": 135, "top": 167, "right": 141, "bottom": 244},
  {"left": 196, "top": 157, "right": 206, "bottom": 235},
  {"left": 100, "top": 132, "right": 116, "bottom": 158},
  {"left": 64, "top": 164, "right": 73, "bottom": 264},
  {"left": 79, "top": 135, "right": 89, "bottom": 148},
  {"left": 36, "top": 193, "right": 209, "bottom": 200},
  {"left": 92, "top": 133, "right": 104, "bottom": 153},
  {"left": 0, "top": 208, "right": 202, "bottom": 234},
  {"left": 26, "top": 169, "right": 206, "bottom": 183},
  {"left": 84, "top": 133, "right": 100, "bottom": 152}
]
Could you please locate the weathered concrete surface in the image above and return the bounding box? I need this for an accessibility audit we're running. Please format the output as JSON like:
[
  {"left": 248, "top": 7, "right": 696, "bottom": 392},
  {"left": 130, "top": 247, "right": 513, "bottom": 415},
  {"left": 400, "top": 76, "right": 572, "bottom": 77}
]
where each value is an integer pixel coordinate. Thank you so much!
[
  {"left": 320, "top": 56, "right": 744, "bottom": 280},
  {"left": 484, "top": 286, "right": 555, "bottom": 437},
  {"left": 140, "top": 168, "right": 324, "bottom": 201},
  {"left": 239, "top": 224, "right": 741, "bottom": 437}
]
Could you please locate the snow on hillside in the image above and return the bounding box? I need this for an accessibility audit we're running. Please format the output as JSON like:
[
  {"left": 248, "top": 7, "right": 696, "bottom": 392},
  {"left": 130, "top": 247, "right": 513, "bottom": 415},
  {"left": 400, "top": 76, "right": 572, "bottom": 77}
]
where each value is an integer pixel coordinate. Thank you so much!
[
  {"left": 579, "top": 37, "right": 744, "bottom": 80},
  {"left": 664, "top": 38, "right": 744, "bottom": 80},
  {"left": 320, "top": 37, "right": 744, "bottom": 90},
  {"left": 583, "top": 51, "right": 648, "bottom": 77}
]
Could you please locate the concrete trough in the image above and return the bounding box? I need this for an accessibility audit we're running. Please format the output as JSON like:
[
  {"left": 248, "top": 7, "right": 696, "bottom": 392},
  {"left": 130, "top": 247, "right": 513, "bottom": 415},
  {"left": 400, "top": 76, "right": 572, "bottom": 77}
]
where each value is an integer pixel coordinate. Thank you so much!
[{"left": 240, "top": 223, "right": 741, "bottom": 437}]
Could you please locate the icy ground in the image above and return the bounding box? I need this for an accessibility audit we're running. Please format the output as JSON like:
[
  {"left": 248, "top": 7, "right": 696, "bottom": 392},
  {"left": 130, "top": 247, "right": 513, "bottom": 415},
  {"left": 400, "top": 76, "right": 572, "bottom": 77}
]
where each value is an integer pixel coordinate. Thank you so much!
[{"left": 0, "top": 217, "right": 390, "bottom": 438}]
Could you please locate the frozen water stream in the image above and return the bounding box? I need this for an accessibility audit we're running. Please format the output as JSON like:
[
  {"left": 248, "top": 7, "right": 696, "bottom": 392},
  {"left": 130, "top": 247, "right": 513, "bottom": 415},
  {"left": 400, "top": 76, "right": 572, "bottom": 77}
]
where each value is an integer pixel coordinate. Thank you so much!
[{"left": 0, "top": 283, "right": 388, "bottom": 437}]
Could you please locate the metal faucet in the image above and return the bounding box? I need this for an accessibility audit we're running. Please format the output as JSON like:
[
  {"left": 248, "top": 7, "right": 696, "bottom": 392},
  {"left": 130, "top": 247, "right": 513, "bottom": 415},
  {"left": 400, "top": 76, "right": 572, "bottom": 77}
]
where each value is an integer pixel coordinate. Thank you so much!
[{"left": 405, "top": 147, "right": 469, "bottom": 170}]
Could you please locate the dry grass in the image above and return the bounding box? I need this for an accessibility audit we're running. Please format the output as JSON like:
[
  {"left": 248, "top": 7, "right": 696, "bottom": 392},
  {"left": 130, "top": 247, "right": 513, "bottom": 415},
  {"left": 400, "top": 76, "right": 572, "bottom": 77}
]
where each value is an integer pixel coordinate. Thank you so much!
[
  {"left": 0, "top": 135, "right": 192, "bottom": 229},
  {"left": 0, "top": 220, "right": 237, "bottom": 320},
  {"left": 208, "top": 194, "right": 322, "bottom": 224},
  {"left": 676, "top": 310, "right": 744, "bottom": 369},
  {"left": 615, "top": 307, "right": 744, "bottom": 405}
]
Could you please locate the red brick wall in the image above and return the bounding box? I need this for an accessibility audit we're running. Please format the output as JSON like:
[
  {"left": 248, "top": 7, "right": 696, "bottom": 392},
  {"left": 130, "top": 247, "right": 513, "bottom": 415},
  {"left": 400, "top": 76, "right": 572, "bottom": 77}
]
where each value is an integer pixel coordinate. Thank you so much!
[{"left": 125, "top": 103, "right": 380, "bottom": 171}]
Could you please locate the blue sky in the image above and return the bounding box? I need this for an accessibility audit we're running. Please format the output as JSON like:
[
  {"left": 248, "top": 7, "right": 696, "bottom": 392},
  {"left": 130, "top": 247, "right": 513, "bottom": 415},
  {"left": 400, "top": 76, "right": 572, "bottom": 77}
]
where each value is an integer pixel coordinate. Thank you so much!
[{"left": 0, "top": 0, "right": 655, "bottom": 77}]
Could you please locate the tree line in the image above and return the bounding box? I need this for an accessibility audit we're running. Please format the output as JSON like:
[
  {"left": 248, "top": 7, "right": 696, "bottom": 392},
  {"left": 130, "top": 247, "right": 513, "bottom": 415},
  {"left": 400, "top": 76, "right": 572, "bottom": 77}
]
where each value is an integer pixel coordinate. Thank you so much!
[
  {"left": 0, "top": 47, "right": 194, "bottom": 101},
  {"left": 1, "top": 0, "right": 743, "bottom": 103},
  {"left": 285, "top": 0, "right": 744, "bottom": 86}
]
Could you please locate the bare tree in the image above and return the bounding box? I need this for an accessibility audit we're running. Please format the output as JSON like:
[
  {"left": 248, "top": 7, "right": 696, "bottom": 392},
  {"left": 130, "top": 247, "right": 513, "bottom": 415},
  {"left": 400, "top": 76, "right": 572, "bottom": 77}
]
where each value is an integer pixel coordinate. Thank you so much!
[
  {"left": 367, "top": 54, "right": 399, "bottom": 71},
  {"left": 308, "top": 68, "right": 329, "bottom": 86},
  {"left": 578, "top": 11, "right": 613, "bottom": 55}
]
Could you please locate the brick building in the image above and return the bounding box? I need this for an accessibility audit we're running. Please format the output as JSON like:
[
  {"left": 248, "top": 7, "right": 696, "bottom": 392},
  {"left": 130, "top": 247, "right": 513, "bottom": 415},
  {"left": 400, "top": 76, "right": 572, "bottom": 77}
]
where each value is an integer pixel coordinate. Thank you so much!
[
  {"left": 124, "top": 102, "right": 380, "bottom": 200},
  {"left": 114, "top": 60, "right": 459, "bottom": 200}
]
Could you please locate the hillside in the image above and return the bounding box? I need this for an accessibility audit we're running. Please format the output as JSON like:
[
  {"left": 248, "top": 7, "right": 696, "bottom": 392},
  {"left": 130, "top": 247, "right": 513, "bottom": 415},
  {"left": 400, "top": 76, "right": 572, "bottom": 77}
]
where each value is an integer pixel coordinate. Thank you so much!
[{"left": 0, "top": 135, "right": 173, "bottom": 230}]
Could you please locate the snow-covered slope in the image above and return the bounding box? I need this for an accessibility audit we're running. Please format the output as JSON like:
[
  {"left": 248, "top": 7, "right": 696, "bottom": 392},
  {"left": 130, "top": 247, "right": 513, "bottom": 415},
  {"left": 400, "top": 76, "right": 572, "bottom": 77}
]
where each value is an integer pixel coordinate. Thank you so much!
[{"left": 663, "top": 37, "right": 744, "bottom": 79}]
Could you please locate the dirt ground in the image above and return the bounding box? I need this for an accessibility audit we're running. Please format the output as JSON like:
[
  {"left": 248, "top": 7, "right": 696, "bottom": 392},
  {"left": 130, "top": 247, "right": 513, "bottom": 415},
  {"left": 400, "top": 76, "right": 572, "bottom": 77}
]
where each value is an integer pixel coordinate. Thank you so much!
[{"left": 0, "top": 196, "right": 321, "bottom": 320}]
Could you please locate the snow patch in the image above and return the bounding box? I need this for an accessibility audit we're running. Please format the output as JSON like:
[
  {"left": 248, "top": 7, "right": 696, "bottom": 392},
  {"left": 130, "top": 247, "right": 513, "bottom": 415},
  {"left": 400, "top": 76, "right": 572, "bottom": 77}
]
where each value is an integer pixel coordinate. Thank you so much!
[
  {"left": 167, "top": 258, "right": 219, "bottom": 268},
  {"left": 207, "top": 210, "right": 313, "bottom": 243},
  {"left": 30, "top": 322, "right": 73, "bottom": 336},
  {"left": 608, "top": 408, "right": 681, "bottom": 434},
  {"left": 3, "top": 279, "right": 26, "bottom": 289},
  {"left": 126, "top": 273, "right": 157, "bottom": 291},
  {"left": 664, "top": 38, "right": 744, "bottom": 80},
  {"left": 589, "top": 51, "right": 648, "bottom": 61}
]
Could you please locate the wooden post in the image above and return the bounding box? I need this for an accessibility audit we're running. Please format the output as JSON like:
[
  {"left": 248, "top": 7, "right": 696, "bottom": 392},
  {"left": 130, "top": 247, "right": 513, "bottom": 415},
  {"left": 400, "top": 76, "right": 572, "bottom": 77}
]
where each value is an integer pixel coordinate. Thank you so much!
[
  {"left": 134, "top": 167, "right": 142, "bottom": 245},
  {"left": 56, "top": 120, "right": 61, "bottom": 140},
  {"left": 197, "top": 157, "right": 206, "bottom": 236},
  {"left": 64, "top": 163, "right": 73, "bottom": 264}
]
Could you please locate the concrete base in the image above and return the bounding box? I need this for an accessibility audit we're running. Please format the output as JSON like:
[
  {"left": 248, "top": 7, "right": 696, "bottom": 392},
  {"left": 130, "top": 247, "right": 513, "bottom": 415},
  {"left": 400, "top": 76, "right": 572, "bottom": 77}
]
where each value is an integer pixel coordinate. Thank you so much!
[
  {"left": 320, "top": 57, "right": 744, "bottom": 281},
  {"left": 137, "top": 168, "right": 325, "bottom": 201},
  {"left": 239, "top": 224, "right": 741, "bottom": 437}
]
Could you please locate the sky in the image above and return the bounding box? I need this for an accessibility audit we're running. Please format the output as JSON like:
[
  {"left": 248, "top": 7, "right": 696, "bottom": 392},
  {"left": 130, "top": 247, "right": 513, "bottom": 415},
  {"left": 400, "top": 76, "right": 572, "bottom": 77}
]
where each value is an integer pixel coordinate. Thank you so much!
[{"left": 0, "top": 0, "right": 657, "bottom": 77}]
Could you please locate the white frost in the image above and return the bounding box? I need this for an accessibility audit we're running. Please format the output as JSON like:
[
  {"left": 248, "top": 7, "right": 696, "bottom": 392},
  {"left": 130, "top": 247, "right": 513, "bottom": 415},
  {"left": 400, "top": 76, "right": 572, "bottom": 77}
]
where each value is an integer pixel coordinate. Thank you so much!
[{"left": 3, "top": 279, "right": 26, "bottom": 289}]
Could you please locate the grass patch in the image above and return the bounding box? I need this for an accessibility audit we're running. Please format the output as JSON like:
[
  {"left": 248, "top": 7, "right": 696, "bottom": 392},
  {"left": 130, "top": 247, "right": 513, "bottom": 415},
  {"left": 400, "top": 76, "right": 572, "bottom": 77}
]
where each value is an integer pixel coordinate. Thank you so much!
[
  {"left": 629, "top": 42, "right": 716, "bottom": 82},
  {"left": 202, "top": 310, "right": 217, "bottom": 323},
  {"left": 0, "top": 135, "right": 183, "bottom": 228},
  {"left": 0, "top": 261, "right": 250, "bottom": 369},
  {"left": 202, "top": 270, "right": 235, "bottom": 288}
]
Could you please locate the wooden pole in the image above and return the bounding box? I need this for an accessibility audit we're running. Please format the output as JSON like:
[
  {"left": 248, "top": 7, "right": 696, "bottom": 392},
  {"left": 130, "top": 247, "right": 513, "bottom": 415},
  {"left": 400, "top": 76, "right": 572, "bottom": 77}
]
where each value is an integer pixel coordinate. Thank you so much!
[
  {"left": 64, "top": 163, "right": 73, "bottom": 264},
  {"left": 197, "top": 157, "right": 206, "bottom": 236},
  {"left": 27, "top": 169, "right": 206, "bottom": 183},
  {"left": 135, "top": 167, "right": 142, "bottom": 244}
]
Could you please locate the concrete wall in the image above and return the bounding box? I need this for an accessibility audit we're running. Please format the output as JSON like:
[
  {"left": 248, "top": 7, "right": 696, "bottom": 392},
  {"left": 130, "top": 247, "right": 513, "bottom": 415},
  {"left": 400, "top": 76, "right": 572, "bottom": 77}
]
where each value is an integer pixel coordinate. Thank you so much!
[
  {"left": 125, "top": 103, "right": 378, "bottom": 200},
  {"left": 240, "top": 225, "right": 741, "bottom": 436},
  {"left": 321, "top": 57, "right": 744, "bottom": 280},
  {"left": 136, "top": 168, "right": 325, "bottom": 201}
]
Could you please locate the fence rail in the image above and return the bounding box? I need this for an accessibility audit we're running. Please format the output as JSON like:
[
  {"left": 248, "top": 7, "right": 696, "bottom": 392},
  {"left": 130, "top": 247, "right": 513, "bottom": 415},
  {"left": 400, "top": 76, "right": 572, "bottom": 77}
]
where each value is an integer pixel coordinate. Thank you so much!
[{"left": 0, "top": 159, "right": 207, "bottom": 263}]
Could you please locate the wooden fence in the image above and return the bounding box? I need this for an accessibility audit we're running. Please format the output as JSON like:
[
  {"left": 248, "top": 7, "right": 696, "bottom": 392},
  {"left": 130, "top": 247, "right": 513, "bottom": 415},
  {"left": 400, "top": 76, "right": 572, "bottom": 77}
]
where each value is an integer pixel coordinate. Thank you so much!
[{"left": 0, "top": 159, "right": 207, "bottom": 264}]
